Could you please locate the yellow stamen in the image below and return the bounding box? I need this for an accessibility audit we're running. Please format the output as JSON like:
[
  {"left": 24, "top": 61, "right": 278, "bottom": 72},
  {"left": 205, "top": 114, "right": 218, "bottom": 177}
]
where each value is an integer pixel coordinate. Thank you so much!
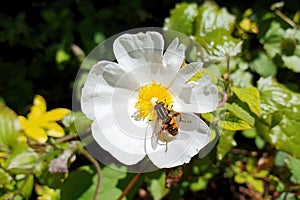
[{"left": 134, "top": 81, "right": 173, "bottom": 121}]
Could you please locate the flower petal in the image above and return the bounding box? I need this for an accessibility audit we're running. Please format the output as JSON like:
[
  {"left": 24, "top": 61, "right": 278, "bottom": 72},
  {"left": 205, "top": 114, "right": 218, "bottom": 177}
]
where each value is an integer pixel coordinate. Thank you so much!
[
  {"left": 81, "top": 60, "right": 139, "bottom": 120},
  {"left": 169, "top": 62, "right": 203, "bottom": 95},
  {"left": 28, "top": 95, "right": 47, "bottom": 120},
  {"left": 145, "top": 113, "right": 211, "bottom": 168},
  {"left": 113, "top": 31, "right": 164, "bottom": 70},
  {"left": 18, "top": 116, "right": 29, "bottom": 129},
  {"left": 179, "top": 76, "right": 219, "bottom": 113},
  {"left": 162, "top": 38, "right": 185, "bottom": 84},
  {"left": 43, "top": 122, "right": 65, "bottom": 137},
  {"left": 25, "top": 125, "right": 48, "bottom": 143},
  {"left": 89, "top": 86, "right": 149, "bottom": 165},
  {"left": 45, "top": 108, "right": 69, "bottom": 121},
  {"left": 91, "top": 119, "right": 146, "bottom": 165}
]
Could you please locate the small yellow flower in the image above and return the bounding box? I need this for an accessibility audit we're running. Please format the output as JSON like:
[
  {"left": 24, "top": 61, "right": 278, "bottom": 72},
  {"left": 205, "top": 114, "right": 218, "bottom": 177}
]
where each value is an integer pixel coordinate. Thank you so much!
[{"left": 18, "top": 95, "right": 69, "bottom": 143}]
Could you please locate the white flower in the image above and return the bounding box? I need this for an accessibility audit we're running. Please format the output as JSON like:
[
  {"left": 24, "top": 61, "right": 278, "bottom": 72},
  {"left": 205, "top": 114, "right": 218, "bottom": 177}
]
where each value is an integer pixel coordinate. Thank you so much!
[{"left": 81, "top": 31, "right": 218, "bottom": 169}]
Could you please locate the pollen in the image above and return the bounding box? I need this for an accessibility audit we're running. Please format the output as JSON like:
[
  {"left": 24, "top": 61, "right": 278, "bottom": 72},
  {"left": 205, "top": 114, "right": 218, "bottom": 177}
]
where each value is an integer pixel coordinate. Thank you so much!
[{"left": 134, "top": 81, "right": 173, "bottom": 121}]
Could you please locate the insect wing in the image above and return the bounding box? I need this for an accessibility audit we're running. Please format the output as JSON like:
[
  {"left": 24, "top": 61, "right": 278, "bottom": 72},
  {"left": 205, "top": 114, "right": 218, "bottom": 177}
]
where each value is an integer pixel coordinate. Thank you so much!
[{"left": 151, "top": 119, "right": 162, "bottom": 150}]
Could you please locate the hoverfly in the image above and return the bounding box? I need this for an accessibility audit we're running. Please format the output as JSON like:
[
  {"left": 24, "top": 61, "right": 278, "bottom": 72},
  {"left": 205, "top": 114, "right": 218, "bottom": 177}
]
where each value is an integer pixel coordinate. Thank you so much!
[{"left": 151, "top": 101, "right": 181, "bottom": 152}]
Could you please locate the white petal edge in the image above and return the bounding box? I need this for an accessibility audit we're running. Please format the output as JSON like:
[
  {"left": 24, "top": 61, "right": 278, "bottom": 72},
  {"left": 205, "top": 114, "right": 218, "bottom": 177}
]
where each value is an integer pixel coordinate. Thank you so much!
[
  {"left": 145, "top": 113, "right": 211, "bottom": 168},
  {"left": 92, "top": 87, "right": 150, "bottom": 165},
  {"left": 179, "top": 76, "right": 219, "bottom": 113},
  {"left": 161, "top": 38, "right": 185, "bottom": 85},
  {"left": 81, "top": 60, "right": 139, "bottom": 120},
  {"left": 113, "top": 31, "right": 164, "bottom": 70},
  {"left": 168, "top": 62, "right": 203, "bottom": 96},
  {"left": 92, "top": 121, "right": 146, "bottom": 165}
]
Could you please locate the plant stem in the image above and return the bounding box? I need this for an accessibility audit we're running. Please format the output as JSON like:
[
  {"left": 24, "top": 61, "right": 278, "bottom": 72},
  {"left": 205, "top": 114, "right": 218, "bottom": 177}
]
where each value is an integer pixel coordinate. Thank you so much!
[
  {"left": 79, "top": 148, "right": 101, "bottom": 200},
  {"left": 219, "top": 56, "right": 231, "bottom": 106},
  {"left": 117, "top": 173, "right": 142, "bottom": 200},
  {"left": 56, "top": 134, "right": 78, "bottom": 143},
  {"left": 275, "top": 10, "right": 296, "bottom": 28},
  {"left": 226, "top": 56, "right": 231, "bottom": 96}
]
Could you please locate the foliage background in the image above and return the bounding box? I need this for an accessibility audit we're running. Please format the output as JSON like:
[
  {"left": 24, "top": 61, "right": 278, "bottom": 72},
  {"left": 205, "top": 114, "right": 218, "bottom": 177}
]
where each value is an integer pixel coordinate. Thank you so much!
[{"left": 1, "top": 0, "right": 300, "bottom": 199}]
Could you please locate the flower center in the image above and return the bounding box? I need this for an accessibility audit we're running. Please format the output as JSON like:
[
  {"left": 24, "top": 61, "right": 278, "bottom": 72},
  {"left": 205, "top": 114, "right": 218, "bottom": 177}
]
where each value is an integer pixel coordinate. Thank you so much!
[{"left": 133, "top": 81, "right": 173, "bottom": 121}]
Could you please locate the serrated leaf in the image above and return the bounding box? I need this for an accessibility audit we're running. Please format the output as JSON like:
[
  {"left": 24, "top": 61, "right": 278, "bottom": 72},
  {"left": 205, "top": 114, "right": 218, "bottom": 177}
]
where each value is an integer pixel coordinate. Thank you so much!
[
  {"left": 282, "top": 55, "right": 300, "bottom": 72},
  {"left": 287, "top": 156, "right": 300, "bottom": 184},
  {"left": 219, "top": 112, "right": 252, "bottom": 131},
  {"left": 231, "top": 69, "right": 253, "bottom": 88},
  {"left": 164, "top": 2, "right": 198, "bottom": 35},
  {"left": 232, "top": 87, "right": 262, "bottom": 117},
  {"left": 226, "top": 103, "right": 255, "bottom": 126},
  {"left": 0, "top": 105, "right": 20, "bottom": 151},
  {"left": 195, "top": 29, "right": 242, "bottom": 61},
  {"left": 195, "top": 2, "right": 235, "bottom": 36},
  {"left": 258, "top": 77, "right": 300, "bottom": 159},
  {"left": 217, "top": 130, "right": 236, "bottom": 160},
  {"left": 260, "top": 21, "right": 284, "bottom": 58}
]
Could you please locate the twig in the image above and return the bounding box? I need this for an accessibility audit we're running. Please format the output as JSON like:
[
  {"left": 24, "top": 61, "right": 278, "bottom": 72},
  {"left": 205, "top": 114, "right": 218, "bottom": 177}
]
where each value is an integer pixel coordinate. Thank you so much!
[
  {"left": 56, "top": 134, "right": 78, "bottom": 143},
  {"left": 218, "top": 56, "right": 231, "bottom": 107},
  {"left": 225, "top": 56, "right": 231, "bottom": 95},
  {"left": 117, "top": 173, "right": 142, "bottom": 200},
  {"left": 79, "top": 148, "right": 101, "bottom": 200},
  {"left": 275, "top": 10, "right": 296, "bottom": 28}
]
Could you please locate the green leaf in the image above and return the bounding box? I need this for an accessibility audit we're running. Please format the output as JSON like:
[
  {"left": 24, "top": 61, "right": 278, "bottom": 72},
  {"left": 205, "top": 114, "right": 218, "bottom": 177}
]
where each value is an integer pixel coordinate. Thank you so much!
[
  {"left": 260, "top": 21, "right": 284, "bottom": 58},
  {"left": 217, "top": 130, "right": 236, "bottom": 160},
  {"left": 287, "top": 156, "right": 300, "bottom": 184},
  {"left": 190, "top": 177, "right": 207, "bottom": 192},
  {"left": 62, "top": 111, "right": 92, "bottom": 135},
  {"left": 148, "top": 173, "right": 169, "bottom": 200},
  {"left": 16, "top": 175, "right": 34, "bottom": 199},
  {"left": 226, "top": 103, "right": 255, "bottom": 126},
  {"left": 275, "top": 151, "right": 289, "bottom": 167},
  {"left": 55, "top": 48, "right": 70, "bottom": 64},
  {"left": 231, "top": 69, "right": 253, "bottom": 88},
  {"left": 219, "top": 112, "right": 252, "bottom": 131},
  {"left": 164, "top": 2, "right": 198, "bottom": 35},
  {"left": 60, "top": 165, "right": 95, "bottom": 200},
  {"left": 195, "top": 29, "right": 242, "bottom": 61},
  {"left": 232, "top": 87, "right": 262, "bottom": 117},
  {"left": 0, "top": 105, "right": 20, "bottom": 151},
  {"left": 190, "top": 68, "right": 218, "bottom": 84},
  {"left": 234, "top": 171, "right": 248, "bottom": 184},
  {"left": 255, "top": 135, "right": 266, "bottom": 150},
  {"left": 255, "top": 170, "right": 269, "bottom": 178},
  {"left": 258, "top": 77, "right": 300, "bottom": 159},
  {"left": 248, "top": 177, "right": 264, "bottom": 194},
  {"left": 282, "top": 55, "right": 300, "bottom": 73},
  {"left": 195, "top": 2, "right": 235, "bottom": 36},
  {"left": 0, "top": 168, "right": 14, "bottom": 187},
  {"left": 60, "top": 165, "right": 127, "bottom": 200},
  {"left": 7, "top": 150, "right": 38, "bottom": 173},
  {"left": 250, "top": 52, "right": 277, "bottom": 77},
  {"left": 261, "top": 21, "right": 300, "bottom": 59},
  {"left": 242, "top": 128, "right": 256, "bottom": 138}
]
